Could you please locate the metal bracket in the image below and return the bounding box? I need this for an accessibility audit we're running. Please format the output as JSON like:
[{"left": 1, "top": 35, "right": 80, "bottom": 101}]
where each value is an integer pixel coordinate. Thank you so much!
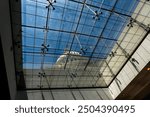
[
  {"left": 130, "top": 58, "right": 140, "bottom": 72},
  {"left": 97, "top": 73, "right": 102, "bottom": 78},
  {"left": 131, "top": 58, "right": 139, "bottom": 65},
  {"left": 46, "top": 0, "right": 56, "bottom": 10},
  {"left": 41, "top": 44, "right": 49, "bottom": 55},
  {"left": 109, "top": 51, "right": 117, "bottom": 57},
  {"left": 38, "top": 72, "right": 46, "bottom": 78},
  {"left": 80, "top": 48, "right": 87, "bottom": 55},
  {"left": 43, "top": 26, "right": 49, "bottom": 32},
  {"left": 84, "top": 3, "right": 102, "bottom": 20},
  {"left": 92, "top": 11, "right": 102, "bottom": 20},
  {"left": 71, "top": 73, "right": 77, "bottom": 78},
  {"left": 127, "top": 18, "right": 134, "bottom": 28},
  {"left": 128, "top": 18, "right": 150, "bottom": 31}
]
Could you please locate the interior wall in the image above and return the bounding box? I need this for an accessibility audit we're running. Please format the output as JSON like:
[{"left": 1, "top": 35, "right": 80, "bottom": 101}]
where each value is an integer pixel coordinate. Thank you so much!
[
  {"left": 106, "top": 0, "right": 150, "bottom": 99},
  {"left": 109, "top": 33, "right": 150, "bottom": 99}
]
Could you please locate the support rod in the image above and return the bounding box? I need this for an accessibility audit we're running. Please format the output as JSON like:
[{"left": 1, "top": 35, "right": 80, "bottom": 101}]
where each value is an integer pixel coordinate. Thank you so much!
[
  {"left": 116, "top": 42, "right": 129, "bottom": 58},
  {"left": 105, "top": 61, "right": 122, "bottom": 92},
  {"left": 104, "top": 61, "right": 114, "bottom": 77},
  {"left": 43, "top": 73, "right": 55, "bottom": 100},
  {"left": 98, "top": 0, "right": 105, "bottom": 13},
  {"left": 75, "top": 34, "right": 83, "bottom": 49},
  {"left": 75, "top": 34, "right": 86, "bottom": 54},
  {"left": 84, "top": 3, "right": 96, "bottom": 15}
]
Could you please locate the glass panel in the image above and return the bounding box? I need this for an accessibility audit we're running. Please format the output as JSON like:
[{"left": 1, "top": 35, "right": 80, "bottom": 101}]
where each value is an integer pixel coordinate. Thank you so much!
[{"left": 21, "top": 0, "right": 140, "bottom": 88}]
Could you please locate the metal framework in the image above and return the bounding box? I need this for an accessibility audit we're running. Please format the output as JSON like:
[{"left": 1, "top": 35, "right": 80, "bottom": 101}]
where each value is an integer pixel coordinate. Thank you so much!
[{"left": 12, "top": 0, "right": 150, "bottom": 90}]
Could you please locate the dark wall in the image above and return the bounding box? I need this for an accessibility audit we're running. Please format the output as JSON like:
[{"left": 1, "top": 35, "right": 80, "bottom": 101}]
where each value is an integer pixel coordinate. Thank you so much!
[
  {"left": 0, "top": 36, "right": 11, "bottom": 99},
  {"left": 0, "top": 0, "right": 17, "bottom": 99}
]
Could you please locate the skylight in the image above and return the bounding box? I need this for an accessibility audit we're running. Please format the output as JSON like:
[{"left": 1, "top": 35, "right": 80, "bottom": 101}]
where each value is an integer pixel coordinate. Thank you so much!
[{"left": 21, "top": 0, "right": 140, "bottom": 89}]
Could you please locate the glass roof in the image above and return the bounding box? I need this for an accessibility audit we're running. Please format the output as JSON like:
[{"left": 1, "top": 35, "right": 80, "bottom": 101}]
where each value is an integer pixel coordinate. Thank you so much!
[{"left": 21, "top": 0, "right": 141, "bottom": 89}]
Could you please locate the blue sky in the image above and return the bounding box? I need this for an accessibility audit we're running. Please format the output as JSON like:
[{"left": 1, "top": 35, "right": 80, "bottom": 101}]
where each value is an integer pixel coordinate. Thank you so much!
[{"left": 22, "top": 0, "right": 139, "bottom": 69}]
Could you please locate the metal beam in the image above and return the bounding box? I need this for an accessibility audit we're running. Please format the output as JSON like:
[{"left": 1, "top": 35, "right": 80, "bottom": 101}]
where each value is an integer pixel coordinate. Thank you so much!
[
  {"left": 25, "top": 74, "right": 112, "bottom": 78},
  {"left": 18, "top": 86, "right": 108, "bottom": 91},
  {"left": 20, "top": 24, "right": 118, "bottom": 41},
  {"left": 23, "top": 51, "right": 107, "bottom": 59}
]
